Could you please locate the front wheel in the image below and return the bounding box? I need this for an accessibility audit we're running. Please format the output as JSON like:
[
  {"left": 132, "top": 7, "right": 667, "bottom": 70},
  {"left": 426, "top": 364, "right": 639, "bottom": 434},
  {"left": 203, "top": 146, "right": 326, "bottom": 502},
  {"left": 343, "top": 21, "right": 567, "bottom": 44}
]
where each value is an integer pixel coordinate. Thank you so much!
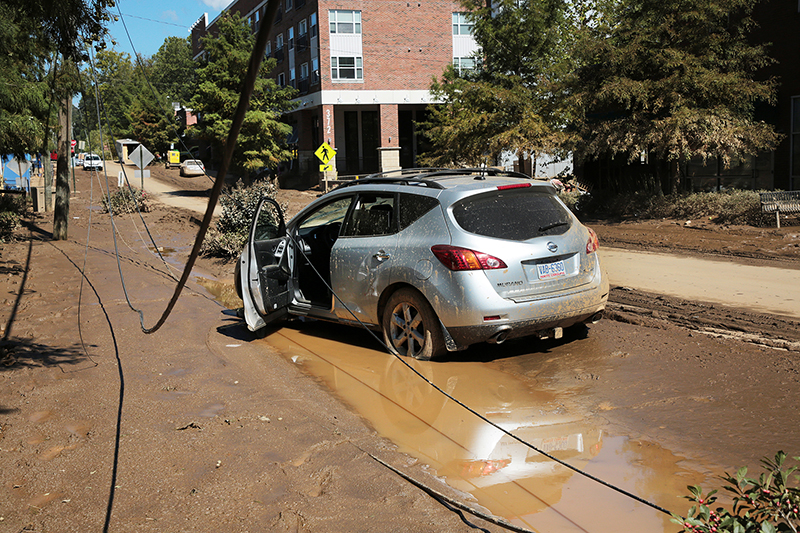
[{"left": 382, "top": 288, "right": 445, "bottom": 361}]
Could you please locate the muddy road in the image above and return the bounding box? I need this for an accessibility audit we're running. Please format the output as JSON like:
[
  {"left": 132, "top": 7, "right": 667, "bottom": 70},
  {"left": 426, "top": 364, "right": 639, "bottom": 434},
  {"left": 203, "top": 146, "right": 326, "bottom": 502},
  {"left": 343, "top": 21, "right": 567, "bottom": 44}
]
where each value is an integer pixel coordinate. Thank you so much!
[{"left": 0, "top": 168, "right": 798, "bottom": 532}]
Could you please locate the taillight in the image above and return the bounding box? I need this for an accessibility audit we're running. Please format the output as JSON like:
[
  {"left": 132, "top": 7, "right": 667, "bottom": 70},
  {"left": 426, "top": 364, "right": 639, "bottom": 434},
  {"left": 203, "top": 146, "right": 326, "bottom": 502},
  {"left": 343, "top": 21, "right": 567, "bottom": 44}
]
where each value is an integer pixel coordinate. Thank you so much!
[
  {"left": 431, "top": 245, "right": 507, "bottom": 271},
  {"left": 586, "top": 227, "right": 600, "bottom": 254}
]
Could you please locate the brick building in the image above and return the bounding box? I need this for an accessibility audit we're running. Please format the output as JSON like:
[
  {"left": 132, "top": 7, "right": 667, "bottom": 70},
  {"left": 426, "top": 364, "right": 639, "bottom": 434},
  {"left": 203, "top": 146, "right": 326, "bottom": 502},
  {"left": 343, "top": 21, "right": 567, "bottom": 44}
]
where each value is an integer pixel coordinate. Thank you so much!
[{"left": 190, "top": 0, "right": 475, "bottom": 182}]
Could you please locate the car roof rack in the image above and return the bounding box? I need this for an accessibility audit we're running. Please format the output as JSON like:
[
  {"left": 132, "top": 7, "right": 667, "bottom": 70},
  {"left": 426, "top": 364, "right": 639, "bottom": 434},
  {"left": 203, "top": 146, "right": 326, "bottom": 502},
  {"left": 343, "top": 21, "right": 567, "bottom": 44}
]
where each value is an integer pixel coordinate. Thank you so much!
[{"left": 332, "top": 168, "right": 533, "bottom": 191}]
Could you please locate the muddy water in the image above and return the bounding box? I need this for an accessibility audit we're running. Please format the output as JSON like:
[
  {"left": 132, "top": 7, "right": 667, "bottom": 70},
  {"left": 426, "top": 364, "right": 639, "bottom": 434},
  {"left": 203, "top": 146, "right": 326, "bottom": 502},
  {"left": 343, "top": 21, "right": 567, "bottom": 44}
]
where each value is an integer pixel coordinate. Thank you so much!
[{"left": 259, "top": 321, "right": 712, "bottom": 533}]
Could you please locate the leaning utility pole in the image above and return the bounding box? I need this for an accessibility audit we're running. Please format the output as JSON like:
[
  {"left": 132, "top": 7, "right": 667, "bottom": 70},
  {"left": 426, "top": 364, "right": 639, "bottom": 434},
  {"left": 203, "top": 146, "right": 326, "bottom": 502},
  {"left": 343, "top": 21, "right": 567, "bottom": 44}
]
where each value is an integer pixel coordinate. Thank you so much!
[{"left": 53, "top": 93, "right": 71, "bottom": 240}]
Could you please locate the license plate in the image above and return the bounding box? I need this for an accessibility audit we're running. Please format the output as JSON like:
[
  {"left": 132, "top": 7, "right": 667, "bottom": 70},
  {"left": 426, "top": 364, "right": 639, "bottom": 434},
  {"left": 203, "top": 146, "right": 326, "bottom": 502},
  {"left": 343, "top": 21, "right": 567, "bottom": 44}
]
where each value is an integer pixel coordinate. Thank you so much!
[{"left": 537, "top": 260, "right": 566, "bottom": 280}]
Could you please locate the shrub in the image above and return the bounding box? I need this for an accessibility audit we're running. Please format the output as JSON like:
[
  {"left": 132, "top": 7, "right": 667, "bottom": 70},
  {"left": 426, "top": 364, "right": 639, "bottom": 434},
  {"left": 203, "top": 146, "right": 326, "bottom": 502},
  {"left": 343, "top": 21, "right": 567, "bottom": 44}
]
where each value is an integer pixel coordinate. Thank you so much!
[
  {"left": 672, "top": 452, "right": 800, "bottom": 533},
  {"left": 574, "top": 189, "right": 771, "bottom": 226},
  {"left": 201, "top": 180, "right": 281, "bottom": 259},
  {"left": 102, "top": 188, "right": 152, "bottom": 214},
  {"left": 0, "top": 193, "right": 26, "bottom": 242}
]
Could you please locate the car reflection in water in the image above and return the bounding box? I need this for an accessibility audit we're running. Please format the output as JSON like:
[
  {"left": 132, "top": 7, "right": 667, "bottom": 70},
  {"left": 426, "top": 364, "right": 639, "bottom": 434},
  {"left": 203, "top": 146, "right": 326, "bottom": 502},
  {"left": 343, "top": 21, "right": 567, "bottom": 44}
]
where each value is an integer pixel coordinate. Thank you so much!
[{"left": 264, "top": 322, "right": 611, "bottom": 530}]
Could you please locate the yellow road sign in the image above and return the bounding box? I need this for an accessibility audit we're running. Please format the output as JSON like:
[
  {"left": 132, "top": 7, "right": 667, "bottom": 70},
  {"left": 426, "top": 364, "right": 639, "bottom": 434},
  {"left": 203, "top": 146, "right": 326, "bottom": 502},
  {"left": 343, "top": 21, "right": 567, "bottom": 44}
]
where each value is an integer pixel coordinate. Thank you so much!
[
  {"left": 320, "top": 164, "right": 333, "bottom": 172},
  {"left": 315, "top": 142, "right": 336, "bottom": 164}
]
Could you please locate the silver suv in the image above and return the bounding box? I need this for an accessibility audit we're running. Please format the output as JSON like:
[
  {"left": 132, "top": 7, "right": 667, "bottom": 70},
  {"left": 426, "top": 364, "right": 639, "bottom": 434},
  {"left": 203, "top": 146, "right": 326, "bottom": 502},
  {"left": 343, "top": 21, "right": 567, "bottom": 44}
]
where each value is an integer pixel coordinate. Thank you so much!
[{"left": 237, "top": 169, "right": 608, "bottom": 360}]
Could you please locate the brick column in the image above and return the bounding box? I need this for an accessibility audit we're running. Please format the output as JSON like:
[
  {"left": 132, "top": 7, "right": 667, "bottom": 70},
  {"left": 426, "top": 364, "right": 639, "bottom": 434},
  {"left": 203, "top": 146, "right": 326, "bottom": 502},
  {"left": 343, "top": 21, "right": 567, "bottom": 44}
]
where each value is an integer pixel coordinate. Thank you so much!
[{"left": 379, "top": 104, "right": 401, "bottom": 172}]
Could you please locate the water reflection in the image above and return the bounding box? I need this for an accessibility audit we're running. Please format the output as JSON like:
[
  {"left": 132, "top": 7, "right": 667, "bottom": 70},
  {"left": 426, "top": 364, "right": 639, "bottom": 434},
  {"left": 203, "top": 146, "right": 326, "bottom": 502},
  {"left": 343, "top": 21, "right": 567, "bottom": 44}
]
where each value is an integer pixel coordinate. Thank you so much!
[{"left": 261, "top": 321, "right": 705, "bottom": 532}]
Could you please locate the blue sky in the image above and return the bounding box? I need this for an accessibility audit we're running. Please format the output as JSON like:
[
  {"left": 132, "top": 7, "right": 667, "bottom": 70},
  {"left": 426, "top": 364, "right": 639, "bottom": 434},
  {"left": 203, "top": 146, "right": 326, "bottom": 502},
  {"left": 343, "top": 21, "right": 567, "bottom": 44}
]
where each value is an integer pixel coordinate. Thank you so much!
[{"left": 108, "top": 0, "right": 231, "bottom": 59}]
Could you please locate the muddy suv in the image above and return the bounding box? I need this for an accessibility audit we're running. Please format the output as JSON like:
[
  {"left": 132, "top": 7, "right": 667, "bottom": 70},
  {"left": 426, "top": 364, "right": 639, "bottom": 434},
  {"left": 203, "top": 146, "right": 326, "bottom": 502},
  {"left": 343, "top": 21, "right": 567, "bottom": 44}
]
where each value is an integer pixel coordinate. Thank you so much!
[{"left": 237, "top": 168, "right": 609, "bottom": 360}]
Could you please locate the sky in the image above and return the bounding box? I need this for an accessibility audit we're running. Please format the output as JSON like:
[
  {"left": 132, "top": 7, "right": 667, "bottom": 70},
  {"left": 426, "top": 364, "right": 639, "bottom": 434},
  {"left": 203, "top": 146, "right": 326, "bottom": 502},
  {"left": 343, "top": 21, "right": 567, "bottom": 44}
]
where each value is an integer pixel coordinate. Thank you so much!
[{"left": 108, "top": 0, "right": 231, "bottom": 59}]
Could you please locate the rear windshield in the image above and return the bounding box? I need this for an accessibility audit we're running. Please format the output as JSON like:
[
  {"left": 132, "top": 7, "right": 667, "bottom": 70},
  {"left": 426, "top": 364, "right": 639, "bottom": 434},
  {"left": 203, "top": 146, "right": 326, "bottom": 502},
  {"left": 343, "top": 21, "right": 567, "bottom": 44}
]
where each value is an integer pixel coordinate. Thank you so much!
[{"left": 451, "top": 188, "right": 572, "bottom": 241}]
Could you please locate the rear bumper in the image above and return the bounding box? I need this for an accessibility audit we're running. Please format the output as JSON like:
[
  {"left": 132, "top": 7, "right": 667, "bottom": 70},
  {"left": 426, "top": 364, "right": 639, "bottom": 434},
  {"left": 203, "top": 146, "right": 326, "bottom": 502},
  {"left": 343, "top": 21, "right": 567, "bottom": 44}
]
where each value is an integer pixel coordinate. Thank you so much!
[{"left": 444, "top": 301, "right": 606, "bottom": 349}]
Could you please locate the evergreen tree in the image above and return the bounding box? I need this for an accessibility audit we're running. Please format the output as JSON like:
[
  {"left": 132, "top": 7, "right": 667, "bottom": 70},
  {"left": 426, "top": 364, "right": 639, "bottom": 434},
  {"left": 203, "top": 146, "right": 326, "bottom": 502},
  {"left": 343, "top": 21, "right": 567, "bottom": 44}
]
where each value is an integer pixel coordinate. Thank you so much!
[
  {"left": 569, "top": 0, "right": 780, "bottom": 192},
  {"left": 420, "top": 0, "right": 571, "bottom": 170},
  {"left": 188, "top": 12, "right": 297, "bottom": 177}
]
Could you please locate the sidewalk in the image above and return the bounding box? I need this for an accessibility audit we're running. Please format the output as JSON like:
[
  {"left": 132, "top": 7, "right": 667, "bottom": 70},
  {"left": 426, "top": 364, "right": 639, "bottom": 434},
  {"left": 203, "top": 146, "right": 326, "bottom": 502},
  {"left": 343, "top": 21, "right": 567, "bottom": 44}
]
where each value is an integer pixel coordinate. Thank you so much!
[{"left": 600, "top": 247, "right": 800, "bottom": 319}]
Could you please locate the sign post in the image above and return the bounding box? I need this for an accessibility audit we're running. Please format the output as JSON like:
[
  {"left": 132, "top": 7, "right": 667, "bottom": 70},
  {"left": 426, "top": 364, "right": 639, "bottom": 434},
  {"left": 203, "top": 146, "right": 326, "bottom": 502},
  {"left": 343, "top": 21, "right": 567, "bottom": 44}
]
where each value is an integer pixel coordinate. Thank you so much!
[
  {"left": 129, "top": 145, "right": 154, "bottom": 189},
  {"left": 315, "top": 142, "right": 336, "bottom": 173}
]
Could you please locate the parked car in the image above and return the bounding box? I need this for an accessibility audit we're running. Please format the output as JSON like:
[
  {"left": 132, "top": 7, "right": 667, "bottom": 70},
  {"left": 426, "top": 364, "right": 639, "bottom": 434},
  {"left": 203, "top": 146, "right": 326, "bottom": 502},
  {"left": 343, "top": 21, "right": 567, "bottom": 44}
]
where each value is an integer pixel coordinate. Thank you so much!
[
  {"left": 83, "top": 154, "right": 103, "bottom": 171},
  {"left": 179, "top": 159, "right": 205, "bottom": 177},
  {"left": 237, "top": 168, "right": 609, "bottom": 360}
]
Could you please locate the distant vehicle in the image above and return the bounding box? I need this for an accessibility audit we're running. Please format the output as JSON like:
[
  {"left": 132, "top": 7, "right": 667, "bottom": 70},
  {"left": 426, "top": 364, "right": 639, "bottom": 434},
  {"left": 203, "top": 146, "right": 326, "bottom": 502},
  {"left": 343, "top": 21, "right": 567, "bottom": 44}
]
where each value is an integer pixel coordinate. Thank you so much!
[
  {"left": 180, "top": 159, "right": 205, "bottom": 177},
  {"left": 237, "top": 168, "right": 609, "bottom": 360},
  {"left": 83, "top": 154, "right": 103, "bottom": 171},
  {"left": 165, "top": 150, "right": 181, "bottom": 169}
]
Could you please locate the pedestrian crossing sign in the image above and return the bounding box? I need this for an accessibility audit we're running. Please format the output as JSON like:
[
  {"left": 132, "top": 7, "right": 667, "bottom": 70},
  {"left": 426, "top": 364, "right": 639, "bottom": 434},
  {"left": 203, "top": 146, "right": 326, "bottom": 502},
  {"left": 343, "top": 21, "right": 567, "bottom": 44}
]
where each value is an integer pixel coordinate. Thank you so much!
[{"left": 315, "top": 142, "right": 336, "bottom": 164}]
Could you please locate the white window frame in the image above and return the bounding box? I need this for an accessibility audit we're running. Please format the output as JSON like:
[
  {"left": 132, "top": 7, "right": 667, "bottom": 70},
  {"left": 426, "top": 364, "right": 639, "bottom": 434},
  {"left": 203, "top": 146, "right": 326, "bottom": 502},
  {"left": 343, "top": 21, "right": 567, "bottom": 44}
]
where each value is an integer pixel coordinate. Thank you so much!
[
  {"left": 286, "top": 0, "right": 293, "bottom": 12},
  {"left": 276, "top": 33, "right": 284, "bottom": 50},
  {"left": 329, "top": 10, "right": 361, "bottom": 34},
  {"left": 299, "top": 19, "right": 308, "bottom": 36},
  {"left": 300, "top": 62, "right": 309, "bottom": 80},
  {"left": 453, "top": 57, "right": 476, "bottom": 75},
  {"left": 452, "top": 12, "right": 473, "bottom": 35},
  {"left": 331, "top": 56, "right": 363, "bottom": 80},
  {"left": 277, "top": 72, "right": 286, "bottom": 86}
]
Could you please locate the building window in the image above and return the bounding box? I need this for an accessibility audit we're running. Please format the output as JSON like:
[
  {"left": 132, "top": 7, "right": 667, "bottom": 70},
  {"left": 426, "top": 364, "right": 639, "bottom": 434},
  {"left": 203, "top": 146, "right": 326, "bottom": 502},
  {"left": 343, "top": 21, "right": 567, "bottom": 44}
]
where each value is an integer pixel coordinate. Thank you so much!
[
  {"left": 329, "top": 10, "right": 361, "bottom": 34},
  {"left": 310, "top": 13, "right": 317, "bottom": 37},
  {"left": 300, "top": 62, "right": 309, "bottom": 80},
  {"left": 453, "top": 57, "right": 475, "bottom": 75},
  {"left": 288, "top": 27, "right": 294, "bottom": 50},
  {"left": 265, "top": 42, "right": 272, "bottom": 57},
  {"left": 331, "top": 56, "right": 363, "bottom": 80},
  {"left": 452, "top": 13, "right": 473, "bottom": 35},
  {"left": 276, "top": 33, "right": 284, "bottom": 50},
  {"left": 299, "top": 19, "right": 307, "bottom": 36},
  {"left": 286, "top": 0, "right": 293, "bottom": 11},
  {"left": 290, "top": 67, "right": 296, "bottom": 88},
  {"left": 277, "top": 72, "right": 285, "bottom": 87},
  {"left": 312, "top": 57, "right": 320, "bottom": 84}
]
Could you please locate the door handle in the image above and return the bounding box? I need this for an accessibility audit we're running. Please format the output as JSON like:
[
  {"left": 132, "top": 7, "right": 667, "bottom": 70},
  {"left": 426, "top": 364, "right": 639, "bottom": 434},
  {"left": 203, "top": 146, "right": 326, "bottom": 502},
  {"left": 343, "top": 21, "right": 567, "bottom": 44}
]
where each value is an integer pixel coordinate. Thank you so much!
[{"left": 374, "top": 250, "right": 390, "bottom": 262}]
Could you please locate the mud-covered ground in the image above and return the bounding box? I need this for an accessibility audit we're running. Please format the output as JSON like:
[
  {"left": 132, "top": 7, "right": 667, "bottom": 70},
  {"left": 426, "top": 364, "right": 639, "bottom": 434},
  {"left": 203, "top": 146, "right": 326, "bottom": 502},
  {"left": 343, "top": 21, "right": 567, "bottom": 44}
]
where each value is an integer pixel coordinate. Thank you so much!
[{"left": 0, "top": 168, "right": 798, "bottom": 532}]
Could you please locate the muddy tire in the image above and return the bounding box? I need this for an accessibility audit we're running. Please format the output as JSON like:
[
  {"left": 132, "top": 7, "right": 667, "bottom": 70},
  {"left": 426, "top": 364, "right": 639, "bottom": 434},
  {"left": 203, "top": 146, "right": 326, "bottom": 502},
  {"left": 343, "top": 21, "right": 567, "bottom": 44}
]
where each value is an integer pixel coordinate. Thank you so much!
[{"left": 382, "top": 288, "right": 445, "bottom": 361}]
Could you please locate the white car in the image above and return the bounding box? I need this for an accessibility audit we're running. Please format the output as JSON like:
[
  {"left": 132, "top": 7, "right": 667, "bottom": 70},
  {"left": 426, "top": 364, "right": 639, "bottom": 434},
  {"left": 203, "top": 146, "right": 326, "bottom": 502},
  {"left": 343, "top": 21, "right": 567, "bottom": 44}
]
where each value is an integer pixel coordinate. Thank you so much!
[
  {"left": 83, "top": 154, "right": 103, "bottom": 171},
  {"left": 180, "top": 159, "right": 205, "bottom": 177}
]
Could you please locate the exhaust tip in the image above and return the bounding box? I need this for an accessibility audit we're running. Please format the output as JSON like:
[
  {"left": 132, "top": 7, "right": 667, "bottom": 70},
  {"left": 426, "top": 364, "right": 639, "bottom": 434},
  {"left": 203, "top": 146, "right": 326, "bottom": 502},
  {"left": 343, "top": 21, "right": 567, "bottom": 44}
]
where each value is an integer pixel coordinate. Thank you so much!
[
  {"left": 487, "top": 328, "right": 510, "bottom": 344},
  {"left": 588, "top": 311, "right": 603, "bottom": 324}
]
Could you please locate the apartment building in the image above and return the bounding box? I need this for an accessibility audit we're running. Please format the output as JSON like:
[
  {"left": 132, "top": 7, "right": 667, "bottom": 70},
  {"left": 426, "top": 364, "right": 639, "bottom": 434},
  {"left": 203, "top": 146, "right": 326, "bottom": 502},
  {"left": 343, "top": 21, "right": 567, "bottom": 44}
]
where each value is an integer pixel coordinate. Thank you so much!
[{"left": 191, "top": 0, "right": 476, "bottom": 182}]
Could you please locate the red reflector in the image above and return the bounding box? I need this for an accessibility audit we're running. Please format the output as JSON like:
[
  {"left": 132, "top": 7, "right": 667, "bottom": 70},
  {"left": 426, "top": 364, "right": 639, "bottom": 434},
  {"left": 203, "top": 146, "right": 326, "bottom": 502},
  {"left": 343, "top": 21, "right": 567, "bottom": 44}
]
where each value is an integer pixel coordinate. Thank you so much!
[
  {"left": 497, "top": 183, "right": 532, "bottom": 191},
  {"left": 483, "top": 315, "right": 502, "bottom": 321}
]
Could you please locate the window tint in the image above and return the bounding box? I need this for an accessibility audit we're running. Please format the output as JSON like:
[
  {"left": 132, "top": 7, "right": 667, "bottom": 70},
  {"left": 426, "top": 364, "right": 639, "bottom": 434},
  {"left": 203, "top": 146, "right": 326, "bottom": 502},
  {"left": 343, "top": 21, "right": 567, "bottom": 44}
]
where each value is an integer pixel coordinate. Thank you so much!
[
  {"left": 342, "top": 193, "right": 395, "bottom": 237},
  {"left": 452, "top": 188, "right": 571, "bottom": 241},
  {"left": 399, "top": 193, "right": 439, "bottom": 230}
]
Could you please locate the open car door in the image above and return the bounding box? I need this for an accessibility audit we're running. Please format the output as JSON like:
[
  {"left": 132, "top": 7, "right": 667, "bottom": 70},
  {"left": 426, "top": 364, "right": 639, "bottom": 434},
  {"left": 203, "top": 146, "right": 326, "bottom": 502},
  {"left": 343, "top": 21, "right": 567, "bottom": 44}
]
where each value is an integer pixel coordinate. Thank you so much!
[{"left": 240, "top": 197, "right": 292, "bottom": 331}]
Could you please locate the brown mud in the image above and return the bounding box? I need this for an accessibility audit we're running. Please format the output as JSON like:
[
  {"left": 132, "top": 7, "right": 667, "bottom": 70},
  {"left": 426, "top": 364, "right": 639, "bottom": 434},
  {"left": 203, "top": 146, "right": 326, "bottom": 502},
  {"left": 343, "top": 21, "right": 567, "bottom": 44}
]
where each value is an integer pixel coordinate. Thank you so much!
[{"left": 0, "top": 168, "right": 798, "bottom": 532}]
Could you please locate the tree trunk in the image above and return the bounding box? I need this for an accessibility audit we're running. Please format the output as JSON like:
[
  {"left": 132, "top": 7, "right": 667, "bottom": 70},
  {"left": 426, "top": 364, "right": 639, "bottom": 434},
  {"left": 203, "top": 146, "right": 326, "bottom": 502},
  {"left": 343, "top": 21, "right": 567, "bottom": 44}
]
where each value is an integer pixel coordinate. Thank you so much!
[{"left": 53, "top": 95, "right": 71, "bottom": 240}]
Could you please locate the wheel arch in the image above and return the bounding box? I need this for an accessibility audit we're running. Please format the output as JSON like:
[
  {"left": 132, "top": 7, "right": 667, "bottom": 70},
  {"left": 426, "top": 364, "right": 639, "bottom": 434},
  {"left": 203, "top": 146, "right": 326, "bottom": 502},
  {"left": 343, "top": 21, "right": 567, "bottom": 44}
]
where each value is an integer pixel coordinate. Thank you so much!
[{"left": 377, "top": 282, "right": 463, "bottom": 353}]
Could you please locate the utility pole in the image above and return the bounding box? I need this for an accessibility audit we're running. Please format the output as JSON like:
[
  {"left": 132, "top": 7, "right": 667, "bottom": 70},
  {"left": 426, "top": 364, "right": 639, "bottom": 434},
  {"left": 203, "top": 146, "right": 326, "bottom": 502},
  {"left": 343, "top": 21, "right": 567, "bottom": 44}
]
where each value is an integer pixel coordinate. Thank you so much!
[{"left": 53, "top": 93, "right": 71, "bottom": 240}]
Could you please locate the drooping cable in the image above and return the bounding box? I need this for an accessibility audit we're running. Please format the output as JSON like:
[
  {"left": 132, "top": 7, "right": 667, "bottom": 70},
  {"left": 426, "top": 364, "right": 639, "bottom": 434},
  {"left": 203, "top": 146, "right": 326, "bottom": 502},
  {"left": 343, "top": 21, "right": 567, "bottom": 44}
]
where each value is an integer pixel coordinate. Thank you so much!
[{"left": 280, "top": 230, "right": 673, "bottom": 518}]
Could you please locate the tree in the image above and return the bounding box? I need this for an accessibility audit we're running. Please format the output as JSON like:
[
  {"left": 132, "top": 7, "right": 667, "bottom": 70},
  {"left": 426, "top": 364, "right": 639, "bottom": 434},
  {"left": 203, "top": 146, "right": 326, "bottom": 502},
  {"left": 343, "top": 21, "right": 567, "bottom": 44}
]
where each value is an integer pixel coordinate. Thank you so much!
[
  {"left": 188, "top": 12, "right": 297, "bottom": 178},
  {"left": 6, "top": 0, "right": 115, "bottom": 240},
  {"left": 0, "top": 4, "right": 50, "bottom": 158},
  {"left": 419, "top": 0, "right": 571, "bottom": 170},
  {"left": 568, "top": 0, "right": 780, "bottom": 193},
  {"left": 150, "top": 36, "right": 196, "bottom": 107},
  {"left": 127, "top": 86, "right": 174, "bottom": 155}
]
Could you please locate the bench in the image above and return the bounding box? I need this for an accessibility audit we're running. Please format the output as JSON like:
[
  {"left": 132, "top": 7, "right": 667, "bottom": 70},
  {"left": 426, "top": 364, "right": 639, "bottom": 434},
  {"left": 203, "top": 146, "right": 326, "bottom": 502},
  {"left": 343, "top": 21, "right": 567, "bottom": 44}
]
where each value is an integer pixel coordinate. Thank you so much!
[{"left": 760, "top": 191, "right": 800, "bottom": 228}]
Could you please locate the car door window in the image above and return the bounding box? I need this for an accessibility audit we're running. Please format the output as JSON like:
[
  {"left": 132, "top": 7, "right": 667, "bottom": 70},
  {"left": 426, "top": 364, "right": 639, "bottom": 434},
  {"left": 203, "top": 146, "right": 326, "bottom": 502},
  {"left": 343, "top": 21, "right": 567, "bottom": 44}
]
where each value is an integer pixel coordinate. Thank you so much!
[
  {"left": 342, "top": 193, "right": 396, "bottom": 237},
  {"left": 399, "top": 193, "right": 439, "bottom": 230}
]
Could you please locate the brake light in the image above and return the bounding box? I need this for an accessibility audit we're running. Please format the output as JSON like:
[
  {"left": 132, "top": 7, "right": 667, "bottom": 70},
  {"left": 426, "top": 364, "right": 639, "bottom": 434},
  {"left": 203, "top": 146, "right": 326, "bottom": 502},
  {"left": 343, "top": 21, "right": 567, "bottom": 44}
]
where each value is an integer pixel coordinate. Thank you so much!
[
  {"left": 586, "top": 227, "right": 600, "bottom": 254},
  {"left": 431, "top": 245, "right": 507, "bottom": 271},
  {"left": 497, "top": 183, "right": 531, "bottom": 191}
]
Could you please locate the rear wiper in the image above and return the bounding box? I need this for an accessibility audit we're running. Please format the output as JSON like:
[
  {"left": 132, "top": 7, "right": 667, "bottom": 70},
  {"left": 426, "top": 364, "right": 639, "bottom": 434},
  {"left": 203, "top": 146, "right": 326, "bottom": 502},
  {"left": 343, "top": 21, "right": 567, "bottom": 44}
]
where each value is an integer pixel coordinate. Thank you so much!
[{"left": 539, "top": 221, "right": 568, "bottom": 232}]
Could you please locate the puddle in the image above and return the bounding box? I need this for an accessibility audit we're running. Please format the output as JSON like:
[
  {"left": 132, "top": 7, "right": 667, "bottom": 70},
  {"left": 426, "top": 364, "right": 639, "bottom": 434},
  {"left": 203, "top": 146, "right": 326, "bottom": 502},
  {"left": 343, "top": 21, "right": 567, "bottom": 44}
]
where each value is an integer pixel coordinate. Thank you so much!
[
  {"left": 260, "top": 321, "right": 711, "bottom": 532},
  {"left": 197, "top": 278, "right": 242, "bottom": 310}
]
